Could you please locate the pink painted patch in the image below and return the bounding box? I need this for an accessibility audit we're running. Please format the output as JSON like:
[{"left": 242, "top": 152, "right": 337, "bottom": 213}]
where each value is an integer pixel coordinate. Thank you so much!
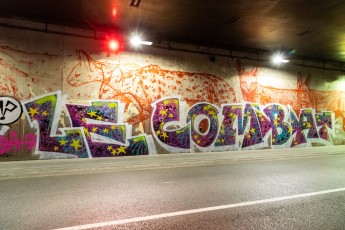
[{"left": 0, "top": 131, "right": 36, "bottom": 155}]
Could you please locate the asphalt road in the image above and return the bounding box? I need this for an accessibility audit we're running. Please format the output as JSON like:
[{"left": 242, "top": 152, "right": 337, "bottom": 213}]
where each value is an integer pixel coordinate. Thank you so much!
[{"left": 1, "top": 148, "right": 345, "bottom": 229}]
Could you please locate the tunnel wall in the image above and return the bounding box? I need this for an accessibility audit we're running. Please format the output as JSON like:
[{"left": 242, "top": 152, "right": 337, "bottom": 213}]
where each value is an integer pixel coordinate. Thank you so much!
[{"left": 1, "top": 25, "right": 345, "bottom": 160}]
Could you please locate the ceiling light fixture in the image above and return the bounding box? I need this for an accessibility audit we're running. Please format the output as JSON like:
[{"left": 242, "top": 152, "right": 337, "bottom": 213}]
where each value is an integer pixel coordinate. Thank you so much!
[
  {"left": 272, "top": 53, "right": 289, "bottom": 65},
  {"left": 130, "top": 35, "right": 153, "bottom": 46}
]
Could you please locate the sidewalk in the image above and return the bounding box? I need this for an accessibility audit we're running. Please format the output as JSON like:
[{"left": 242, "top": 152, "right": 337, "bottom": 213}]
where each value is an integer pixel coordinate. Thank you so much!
[{"left": 0, "top": 145, "right": 344, "bottom": 180}]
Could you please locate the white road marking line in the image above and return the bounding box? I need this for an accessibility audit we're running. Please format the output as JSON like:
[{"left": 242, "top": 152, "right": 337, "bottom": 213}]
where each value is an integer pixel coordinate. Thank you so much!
[{"left": 53, "top": 187, "right": 345, "bottom": 230}]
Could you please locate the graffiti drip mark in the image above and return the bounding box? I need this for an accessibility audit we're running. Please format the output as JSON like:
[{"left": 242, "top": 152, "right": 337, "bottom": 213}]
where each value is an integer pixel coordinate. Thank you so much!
[{"left": 0, "top": 100, "right": 18, "bottom": 120}]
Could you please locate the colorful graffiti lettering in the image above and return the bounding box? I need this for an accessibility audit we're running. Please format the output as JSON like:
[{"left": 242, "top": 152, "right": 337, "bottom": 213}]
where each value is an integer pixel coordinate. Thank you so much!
[
  {"left": 288, "top": 107, "right": 334, "bottom": 147},
  {"left": 21, "top": 91, "right": 156, "bottom": 159},
  {"left": 22, "top": 91, "right": 91, "bottom": 159},
  {"left": 187, "top": 102, "right": 220, "bottom": 151},
  {"left": 151, "top": 97, "right": 191, "bottom": 153},
  {"left": 215, "top": 103, "right": 272, "bottom": 150},
  {"left": 263, "top": 104, "right": 292, "bottom": 148},
  {"left": 152, "top": 97, "right": 336, "bottom": 152},
  {"left": 66, "top": 100, "right": 156, "bottom": 157}
]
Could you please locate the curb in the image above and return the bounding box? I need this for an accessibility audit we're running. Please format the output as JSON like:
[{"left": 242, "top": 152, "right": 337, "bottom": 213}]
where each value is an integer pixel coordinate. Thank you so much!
[{"left": 0, "top": 146, "right": 344, "bottom": 180}]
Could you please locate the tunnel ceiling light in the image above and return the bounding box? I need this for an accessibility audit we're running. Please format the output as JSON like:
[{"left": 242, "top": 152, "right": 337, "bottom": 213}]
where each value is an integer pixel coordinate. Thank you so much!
[
  {"left": 130, "top": 35, "right": 153, "bottom": 47},
  {"left": 112, "top": 7, "right": 117, "bottom": 18},
  {"left": 272, "top": 53, "right": 290, "bottom": 65},
  {"left": 109, "top": 39, "right": 120, "bottom": 52}
]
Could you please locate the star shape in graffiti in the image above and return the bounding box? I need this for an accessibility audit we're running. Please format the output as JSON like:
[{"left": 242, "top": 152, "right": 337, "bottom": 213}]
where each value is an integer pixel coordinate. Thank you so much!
[
  {"left": 160, "top": 109, "right": 167, "bottom": 116},
  {"left": 203, "top": 105, "right": 211, "bottom": 111},
  {"left": 59, "top": 139, "right": 67, "bottom": 146},
  {"left": 42, "top": 111, "right": 48, "bottom": 116},
  {"left": 288, "top": 126, "right": 292, "bottom": 133},
  {"left": 54, "top": 146, "right": 59, "bottom": 151},
  {"left": 108, "top": 103, "right": 117, "bottom": 109},
  {"left": 107, "top": 145, "right": 113, "bottom": 151},
  {"left": 91, "top": 127, "right": 98, "bottom": 133},
  {"left": 28, "top": 107, "right": 39, "bottom": 117},
  {"left": 306, "top": 122, "right": 311, "bottom": 129},
  {"left": 97, "top": 115, "right": 103, "bottom": 121},
  {"left": 250, "top": 128, "right": 255, "bottom": 134},
  {"left": 161, "top": 132, "right": 168, "bottom": 140},
  {"left": 274, "top": 120, "right": 279, "bottom": 126},
  {"left": 87, "top": 110, "right": 97, "bottom": 118},
  {"left": 111, "top": 149, "right": 117, "bottom": 156},
  {"left": 208, "top": 110, "right": 216, "bottom": 117},
  {"left": 70, "top": 139, "right": 81, "bottom": 152},
  {"left": 83, "top": 127, "right": 90, "bottom": 137},
  {"left": 116, "top": 145, "right": 127, "bottom": 155},
  {"left": 168, "top": 113, "right": 174, "bottom": 118},
  {"left": 103, "top": 128, "right": 109, "bottom": 134}
]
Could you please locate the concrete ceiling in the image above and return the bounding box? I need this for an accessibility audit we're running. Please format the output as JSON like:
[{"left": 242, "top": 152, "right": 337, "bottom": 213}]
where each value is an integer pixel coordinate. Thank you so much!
[{"left": 1, "top": 0, "right": 345, "bottom": 63}]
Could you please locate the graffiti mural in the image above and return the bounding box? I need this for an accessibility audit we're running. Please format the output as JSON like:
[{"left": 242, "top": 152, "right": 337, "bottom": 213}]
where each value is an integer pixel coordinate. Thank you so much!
[
  {"left": 0, "top": 45, "right": 344, "bottom": 159},
  {"left": 296, "top": 73, "right": 345, "bottom": 130},
  {"left": 237, "top": 60, "right": 313, "bottom": 112},
  {"left": 67, "top": 49, "right": 237, "bottom": 127},
  {"left": 151, "top": 97, "right": 336, "bottom": 152},
  {"left": 237, "top": 60, "right": 345, "bottom": 129}
]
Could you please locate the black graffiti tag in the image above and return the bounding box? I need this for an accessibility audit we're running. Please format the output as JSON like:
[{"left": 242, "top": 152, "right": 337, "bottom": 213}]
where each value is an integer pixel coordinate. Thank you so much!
[{"left": 0, "top": 96, "right": 23, "bottom": 125}]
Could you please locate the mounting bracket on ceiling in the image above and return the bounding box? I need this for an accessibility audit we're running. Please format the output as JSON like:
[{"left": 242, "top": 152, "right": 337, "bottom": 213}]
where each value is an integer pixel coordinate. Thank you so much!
[{"left": 129, "top": 0, "right": 141, "bottom": 7}]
